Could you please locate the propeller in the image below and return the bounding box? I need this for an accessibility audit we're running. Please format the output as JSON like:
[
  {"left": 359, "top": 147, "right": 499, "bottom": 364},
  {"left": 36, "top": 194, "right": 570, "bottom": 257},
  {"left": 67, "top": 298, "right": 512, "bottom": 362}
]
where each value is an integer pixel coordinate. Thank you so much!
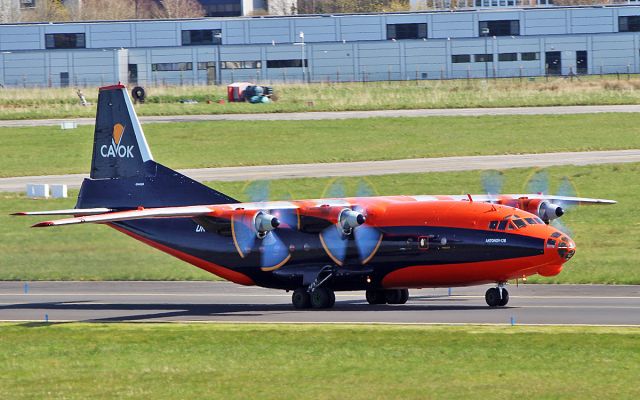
[
  {"left": 319, "top": 178, "right": 383, "bottom": 266},
  {"left": 481, "top": 170, "right": 504, "bottom": 203},
  {"left": 231, "top": 180, "right": 297, "bottom": 270},
  {"left": 524, "top": 170, "right": 577, "bottom": 234}
]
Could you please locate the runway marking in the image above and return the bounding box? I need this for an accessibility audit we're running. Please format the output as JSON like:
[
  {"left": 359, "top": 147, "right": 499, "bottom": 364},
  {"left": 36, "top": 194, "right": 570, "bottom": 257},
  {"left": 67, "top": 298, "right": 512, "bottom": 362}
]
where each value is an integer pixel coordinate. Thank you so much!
[
  {"left": 1, "top": 293, "right": 639, "bottom": 300},
  {"left": 1, "top": 319, "right": 639, "bottom": 328}
]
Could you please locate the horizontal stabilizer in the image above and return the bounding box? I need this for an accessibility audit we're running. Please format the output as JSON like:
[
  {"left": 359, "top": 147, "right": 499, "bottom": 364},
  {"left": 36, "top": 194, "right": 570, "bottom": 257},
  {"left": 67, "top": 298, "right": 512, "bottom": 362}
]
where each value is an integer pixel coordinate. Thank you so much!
[
  {"left": 12, "top": 208, "right": 113, "bottom": 216},
  {"left": 31, "top": 205, "right": 215, "bottom": 227}
]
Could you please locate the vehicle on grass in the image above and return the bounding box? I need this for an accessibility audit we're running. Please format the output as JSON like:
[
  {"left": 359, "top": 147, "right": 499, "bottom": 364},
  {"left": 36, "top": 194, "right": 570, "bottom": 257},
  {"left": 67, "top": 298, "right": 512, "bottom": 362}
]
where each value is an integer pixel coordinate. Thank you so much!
[{"left": 13, "top": 84, "right": 616, "bottom": 309}]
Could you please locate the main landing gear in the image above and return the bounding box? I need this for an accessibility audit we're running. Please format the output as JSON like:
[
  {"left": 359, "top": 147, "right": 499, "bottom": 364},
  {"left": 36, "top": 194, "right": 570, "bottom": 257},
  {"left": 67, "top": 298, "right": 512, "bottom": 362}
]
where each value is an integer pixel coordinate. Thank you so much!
[
  {"left": 291, "top": 266, "right": 336, "bottom": 309},
  {"left": 292, "top": 287, "right": 336, "bottom": 309},
  {"left": 485, "top": 284, "right": 509, "bottom": 307},
  {"left": 366, "top": 289, "right": 409, "bottom": 305}
]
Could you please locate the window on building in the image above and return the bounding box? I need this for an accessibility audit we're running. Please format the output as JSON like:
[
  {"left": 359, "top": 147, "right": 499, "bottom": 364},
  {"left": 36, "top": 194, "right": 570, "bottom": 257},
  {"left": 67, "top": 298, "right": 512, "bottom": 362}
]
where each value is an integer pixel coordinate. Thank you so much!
[
  {"left": 474, "top": 54, "right": 494, "bottom": 62},
  {"left": 182, "top": 29, "right": 222, "bottom": 46},
  {"left": 221, "top": 61, "right": 261, "bottom": 69},
  {"left": 197, "top": 62, "right": 216, "bottom": 70},
  {"left": 45, "top": 33, "right": 85, "bottom": 49},
  {"left": 451, "top": 54, "right": 471, "bottom": 63},
  {"left": 266, "top": 59, "right": 307, "bottom": 68},
  {"left": 619, "top": 16, "right": 640, "bottom": 32},
  {"left": 521, "top": 52, "right": 540, "bottom": 61},
  {"left": 498, "top": 53, "right": 517, "bottom": 62},
  {"left": 20, "top": 0, "right": 36, "bottom": 8},
  {"left": 479, "top": 20, "right": 520, "bottom": 36},
  {"left": 386, "top": 23, "right": 427, "bottom": 40},
  {"left": 151, "top": 62, "right": 193, "bottom": 72}
]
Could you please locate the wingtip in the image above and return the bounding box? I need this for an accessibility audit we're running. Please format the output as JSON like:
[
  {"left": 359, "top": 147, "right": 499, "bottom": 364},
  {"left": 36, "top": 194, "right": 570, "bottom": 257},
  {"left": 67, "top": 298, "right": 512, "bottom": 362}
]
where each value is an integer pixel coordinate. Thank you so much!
[{"left": 32, "top": 221, "right": 55, "bottom": 228}]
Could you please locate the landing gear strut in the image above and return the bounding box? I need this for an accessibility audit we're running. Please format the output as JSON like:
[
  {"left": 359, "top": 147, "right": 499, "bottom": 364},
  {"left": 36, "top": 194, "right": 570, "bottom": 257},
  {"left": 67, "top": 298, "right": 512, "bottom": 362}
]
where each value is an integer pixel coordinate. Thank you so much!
[
  {"left": 366, "top": 289, "right": 409, "bottom": 305},
  {"left": 291, "top": 266, "right": 336, "bottom": 309},
  {"left": 485, "top": 284, "right": 509, "bottom": 307}
]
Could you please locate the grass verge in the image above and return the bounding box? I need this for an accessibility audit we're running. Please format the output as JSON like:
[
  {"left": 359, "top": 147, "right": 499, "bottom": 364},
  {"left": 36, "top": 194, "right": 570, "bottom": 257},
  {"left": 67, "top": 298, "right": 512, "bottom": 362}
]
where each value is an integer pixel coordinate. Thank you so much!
[
  {"left": 3, "top": 113, "right": 640, "bottom": 177},
  {"left": 1, "top": 163, "right": 637, "bottom": 283},
  {"left": 3, "top": 77, "right": 640, "bottom": 120},
  {"left": 0, "top": 323, "right": 638, "bottom": 399}
]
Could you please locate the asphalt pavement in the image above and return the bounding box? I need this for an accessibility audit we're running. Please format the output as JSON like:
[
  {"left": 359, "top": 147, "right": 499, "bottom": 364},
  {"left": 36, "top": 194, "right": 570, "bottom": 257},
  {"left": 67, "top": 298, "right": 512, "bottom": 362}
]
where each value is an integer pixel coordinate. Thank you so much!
[
  {"left": 2, "top": 149, "right": 639, "bottom": 192},
  {"left": 1, "top": 281, "right": 639, "bottom": 326},
  {"left": 4, "top": 104, "right": 640, "bottom": 127}
]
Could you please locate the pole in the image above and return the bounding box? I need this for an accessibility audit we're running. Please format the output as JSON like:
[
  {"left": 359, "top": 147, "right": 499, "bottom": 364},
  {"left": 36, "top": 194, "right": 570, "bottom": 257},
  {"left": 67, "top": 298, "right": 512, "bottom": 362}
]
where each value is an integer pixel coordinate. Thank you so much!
[
  {"left": 299, "top": 31, "right": 306, "bottom": 83},
  {"left": 481, "top": 27, "right": 490, "bottom": 79}
]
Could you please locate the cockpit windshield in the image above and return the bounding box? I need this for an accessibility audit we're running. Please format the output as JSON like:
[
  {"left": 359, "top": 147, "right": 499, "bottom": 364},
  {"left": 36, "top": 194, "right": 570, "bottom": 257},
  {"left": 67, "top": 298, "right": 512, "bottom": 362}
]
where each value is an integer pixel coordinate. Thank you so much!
[{"left": 489, "top": 215, "right": 542, "bottom": 231}]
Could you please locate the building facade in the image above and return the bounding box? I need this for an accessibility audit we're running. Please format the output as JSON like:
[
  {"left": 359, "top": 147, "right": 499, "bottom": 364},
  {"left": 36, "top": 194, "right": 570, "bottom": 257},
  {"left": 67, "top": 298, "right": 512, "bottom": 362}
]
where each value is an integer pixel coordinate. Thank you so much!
[{"left": 3, "top": 5, "right": 640, "bottom": 87}]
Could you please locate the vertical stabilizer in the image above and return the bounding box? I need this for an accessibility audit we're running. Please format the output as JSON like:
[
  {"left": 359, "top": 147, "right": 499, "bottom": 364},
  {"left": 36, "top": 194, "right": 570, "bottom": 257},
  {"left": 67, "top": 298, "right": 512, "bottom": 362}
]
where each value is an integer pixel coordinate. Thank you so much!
[{"left": 90, "top": 84, "right": 154, "bottom": 179}]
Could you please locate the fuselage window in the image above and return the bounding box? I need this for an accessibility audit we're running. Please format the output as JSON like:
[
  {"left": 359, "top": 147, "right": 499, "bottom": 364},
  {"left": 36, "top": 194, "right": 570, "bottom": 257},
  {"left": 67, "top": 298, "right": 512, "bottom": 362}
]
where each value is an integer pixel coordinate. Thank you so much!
[
  {"left": 497, "top": 220, "right": 509, "bottom": 230},
  {"left": 525, "top": 217, "right": 537, "bottom": 225},
  {"left": 489, "top": 221, "right": 498, "bottom": 229},
  {"left": 418, "top": 237, "right": 429, "bottom": 250},
  {"left": 513, "top": 219, "right": 527, "bottom": 229}
]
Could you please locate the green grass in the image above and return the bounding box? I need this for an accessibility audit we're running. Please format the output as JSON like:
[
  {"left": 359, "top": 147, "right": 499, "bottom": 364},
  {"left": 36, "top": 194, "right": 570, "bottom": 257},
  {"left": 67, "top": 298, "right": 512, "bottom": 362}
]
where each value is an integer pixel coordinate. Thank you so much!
[
  {"left": 3, "top": 113, "right": 640, "bottom": 177},
  {"left": 3, "top": 77, "right": 640, "bottom": 120},
  {"left": 1, "top": 163, "right": 637, "bottom": 283},
  {"left": 0, "top": 323, "right": 638, "bottom": 399}
]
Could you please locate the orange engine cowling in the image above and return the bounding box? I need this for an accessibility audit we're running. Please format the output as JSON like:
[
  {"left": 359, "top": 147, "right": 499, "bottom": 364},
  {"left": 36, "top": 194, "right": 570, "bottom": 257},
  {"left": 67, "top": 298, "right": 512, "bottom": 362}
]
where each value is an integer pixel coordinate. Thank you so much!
[{"left": 498, "top": 198, "right": 564, "bottom": 222}]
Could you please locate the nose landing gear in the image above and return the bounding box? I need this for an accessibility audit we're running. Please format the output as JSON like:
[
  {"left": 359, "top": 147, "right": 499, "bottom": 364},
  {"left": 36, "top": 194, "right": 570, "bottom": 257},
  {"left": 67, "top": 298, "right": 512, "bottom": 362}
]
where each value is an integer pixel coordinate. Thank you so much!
[{"left": 485, "top": 284, "right": 509, "bottom": 307}]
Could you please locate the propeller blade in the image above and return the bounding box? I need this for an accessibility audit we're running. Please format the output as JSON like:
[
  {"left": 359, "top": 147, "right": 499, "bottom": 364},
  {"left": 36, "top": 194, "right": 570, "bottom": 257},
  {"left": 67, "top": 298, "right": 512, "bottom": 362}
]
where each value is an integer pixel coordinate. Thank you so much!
[
  {"left": 260, "top": 232, "right": 291, "bottom": 271},
  {"left": 319, "top": 225, "right": 348, "bottom": 266},
  {"left": 526, "top": 170, "right": 549, "bottom": 194},
  {"left": 245, "top": 180, "right": 270, "bottom": 203},
  {"left": 354, "top": 225, "right": 383, "bottom": 264},
  {"left": 271, "top": 208, "right": 299, "bottom": 230},
  {"left": 356, "top": 179, "right": 377, "bottom": 197},
  {"left": 481, "top": 170, "right": 504, "bottom": 196},
  {"left": 231, "top": 215, "right": 257, "bottom": 258},
  {"left": 551, "top": 219, "right": 573, "bottom": 236},
  {"left": 324, "top": 179, "right": 346, "bottom": 198},
  {"left": 556, "top": 176, "right": 578, "bottom": 211}
]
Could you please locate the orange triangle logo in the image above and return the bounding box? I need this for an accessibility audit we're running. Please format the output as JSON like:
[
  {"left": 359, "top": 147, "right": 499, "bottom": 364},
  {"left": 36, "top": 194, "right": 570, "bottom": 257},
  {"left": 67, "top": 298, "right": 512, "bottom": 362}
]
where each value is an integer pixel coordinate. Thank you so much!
[{"left": 112, "top": 124, "right": 125, "bottom": 145}]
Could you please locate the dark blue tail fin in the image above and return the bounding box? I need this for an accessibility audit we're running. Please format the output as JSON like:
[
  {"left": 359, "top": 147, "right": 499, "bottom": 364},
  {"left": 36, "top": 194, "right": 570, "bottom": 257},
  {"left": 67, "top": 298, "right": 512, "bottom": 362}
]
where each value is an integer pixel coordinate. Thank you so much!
[{"left": 76, "top": 84, "right": 237, "bottom": 209}]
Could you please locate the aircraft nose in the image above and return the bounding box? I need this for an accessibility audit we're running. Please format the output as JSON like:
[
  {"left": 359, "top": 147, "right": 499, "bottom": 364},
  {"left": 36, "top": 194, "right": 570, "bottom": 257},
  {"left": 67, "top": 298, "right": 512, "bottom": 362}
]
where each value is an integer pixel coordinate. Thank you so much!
[{"left": 548, "top": 229, "right": 576, "bottom": 262}]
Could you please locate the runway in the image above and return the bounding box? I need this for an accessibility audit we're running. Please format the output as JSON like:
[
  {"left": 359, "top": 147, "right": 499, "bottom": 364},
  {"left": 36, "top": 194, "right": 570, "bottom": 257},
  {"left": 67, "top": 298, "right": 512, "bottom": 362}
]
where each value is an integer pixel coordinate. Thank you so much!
[
  {"left": 4, "top": 104, "right": 640, "bottom": 127},
  {"left": 1, "top": 281, "right": 639, "bottom": 326},
  {"left": 1, "top": 149, "right": 639, "bottom": 192}
]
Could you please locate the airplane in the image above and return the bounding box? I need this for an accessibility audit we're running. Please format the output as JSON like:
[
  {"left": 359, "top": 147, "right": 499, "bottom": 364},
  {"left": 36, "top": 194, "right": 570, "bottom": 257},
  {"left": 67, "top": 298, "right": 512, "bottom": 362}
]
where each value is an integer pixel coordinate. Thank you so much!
[{"left": 13, "top": 84, "right": 616, "bottom": 309}]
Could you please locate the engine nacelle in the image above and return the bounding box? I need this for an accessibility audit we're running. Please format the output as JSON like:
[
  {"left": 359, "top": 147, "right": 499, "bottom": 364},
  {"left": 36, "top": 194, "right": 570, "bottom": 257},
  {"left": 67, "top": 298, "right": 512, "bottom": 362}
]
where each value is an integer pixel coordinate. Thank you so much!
[
  {"left": 254, "top": 211, "right": 280, "bottom": 237},
  {"left": 499, "top": 198, "right": 564, "bottom": 223},
  {"left": 338, "top": 209, "right": 365, "bottom": 234}
]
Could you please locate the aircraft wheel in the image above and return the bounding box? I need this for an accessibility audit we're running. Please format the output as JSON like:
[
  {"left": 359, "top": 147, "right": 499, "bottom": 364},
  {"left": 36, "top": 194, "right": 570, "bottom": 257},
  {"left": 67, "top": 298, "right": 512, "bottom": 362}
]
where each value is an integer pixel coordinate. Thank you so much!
[
  {"left": 385, "top": 289, "right": 409, "bottom": 304},
  {"left": 366, "top": 289, "right": 387, "bottom": 305},
  {"left": 310, "top": 287, "right": 334, "bottom": 309},
  {"left": 485, "top": 287, "right": 501, "bottom": 307},
  {"left": 292, "top": 288, "right": 311, "bottom": 309},
  {"left": 398, "top": 289, "right": 410, "bottom": 304},
  {"left": 328, "top": 290, "right": 336, "bottom": 308},
  {"left": 499, "top": 288, "right": 510, "bottom": 307}
]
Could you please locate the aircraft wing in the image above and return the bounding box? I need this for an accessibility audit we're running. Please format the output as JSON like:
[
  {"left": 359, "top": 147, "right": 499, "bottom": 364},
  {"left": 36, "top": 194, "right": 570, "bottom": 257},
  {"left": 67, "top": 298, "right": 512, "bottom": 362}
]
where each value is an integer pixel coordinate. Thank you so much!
[
  {"left": 11, "top": 208, "right": 114, "bottom": 216},
  {"left": 411, "top": 194, "right": 616, "bottom": 205},
  {"left": 22, "top": 205, "right": 218, "bottom": 227}
]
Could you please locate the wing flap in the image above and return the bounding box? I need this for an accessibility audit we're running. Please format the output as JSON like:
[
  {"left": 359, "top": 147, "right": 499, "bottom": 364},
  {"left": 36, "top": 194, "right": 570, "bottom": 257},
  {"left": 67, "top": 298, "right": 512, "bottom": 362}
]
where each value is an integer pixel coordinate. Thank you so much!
[
  {"left": 30, "top": 205, "right": 217, "bottom": 228},
  {"left": 12, "top": 208, "right": 113, "bottom": 216}
]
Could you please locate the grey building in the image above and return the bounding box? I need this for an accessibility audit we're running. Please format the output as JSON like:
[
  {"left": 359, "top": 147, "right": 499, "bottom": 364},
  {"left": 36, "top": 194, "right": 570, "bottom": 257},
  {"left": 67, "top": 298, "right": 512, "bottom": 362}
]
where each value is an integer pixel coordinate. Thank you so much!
[{"left": 3, "top": 5, "right": 640, "bottom": 87}]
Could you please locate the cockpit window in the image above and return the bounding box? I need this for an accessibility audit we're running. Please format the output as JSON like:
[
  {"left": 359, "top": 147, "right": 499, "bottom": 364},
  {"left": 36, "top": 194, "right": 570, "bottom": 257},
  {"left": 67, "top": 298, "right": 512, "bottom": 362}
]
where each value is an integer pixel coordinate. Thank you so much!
[
  {"left": 489, "top": 221, "right": 498, "bottom": 230},
  {"left": 535, "top": 217, "right": 545, "bottom": 224},
  {"left": 525, "top": 218, "right": 537, "bottom": 225},
  {"left": 551, "top": 232, "right": 562, "bottom": 238},
  {"left": 513, "top": 219, "right": 527, "bottom": 229},
  {"left": 497, "top": 220, "right": 509, "bottom": 230}
]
